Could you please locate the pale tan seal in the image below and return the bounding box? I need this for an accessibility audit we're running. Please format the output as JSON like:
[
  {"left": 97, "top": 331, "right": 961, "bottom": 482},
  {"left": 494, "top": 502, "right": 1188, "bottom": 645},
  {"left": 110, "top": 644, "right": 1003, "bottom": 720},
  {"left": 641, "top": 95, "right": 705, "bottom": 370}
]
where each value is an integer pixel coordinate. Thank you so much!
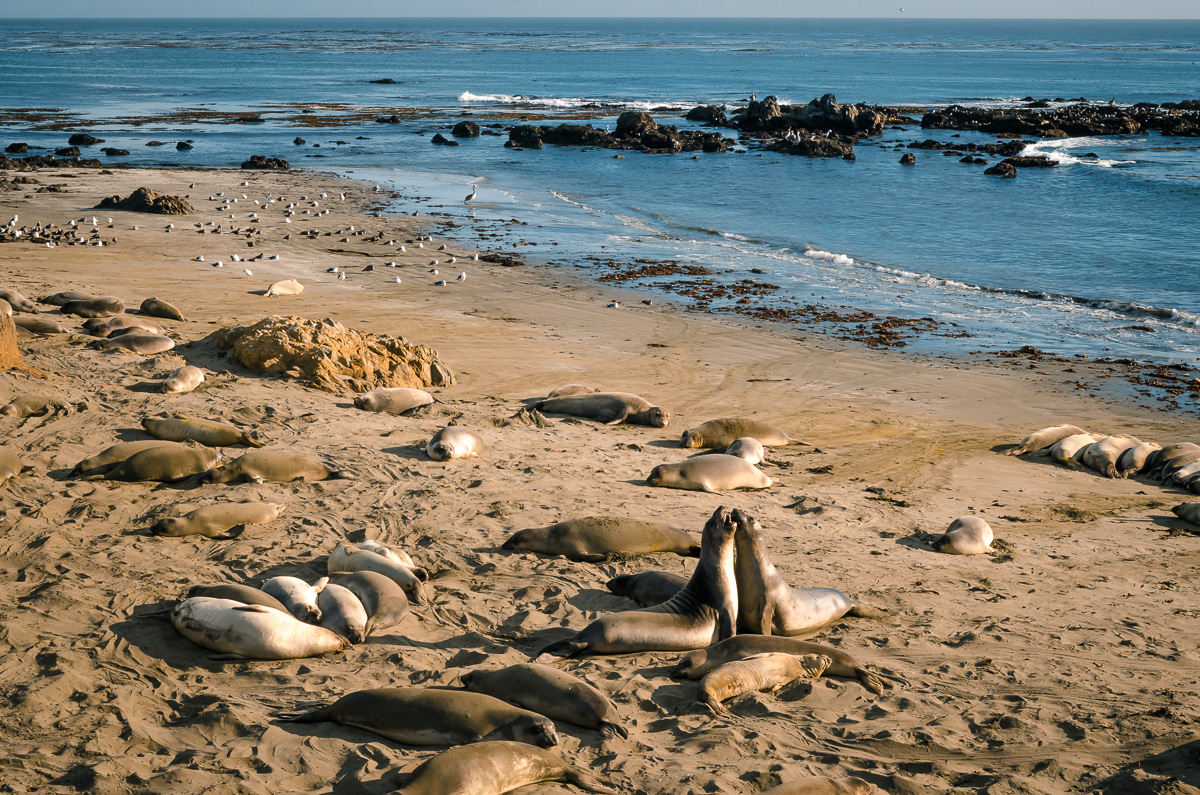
[
  {"left": 503, "top": 517, "right": 700, "bottom": 563},
  {"left": 724, "top": 437, "right": 766, "bottom": 465},
  {"left": 1047, "top": 432, "right": 1105, "bottom": 468},
  {"left": 162, "top": 366, "right": 205, "bottom": 394},
  {"left": 672, "top": 635, "right": 892, "bottom": 695},
  {"left": 462, "top": 663, "right": 627, "bottom": 739},
  {"left": 0, "top": 288, "right": 40, "bottom": 313},
  {"left": 1079, "top": 433, "right": 1143, "bottom": 478},
  {"left": 71, "top": 440, "right": 177, "bottom": 477},
  {"left": 1145, "top": 443, "right": 1200, "bottom": 479},
  {"left": 330, "top": 571, "right": 410, "bottom": 636},
  {"left": 276, "top": 688, "right": 559, "bottom": 748},
  {"left": 647, "top": 456, "right": 772, "bottom": 493},
  {"left": 698, "top": 652, "right": 832, "bottom": 715},
  {"left": 1117, "top": 441, "right": 1162, "bottom": 478},
  {"left": 1, "top": 394, "right": 71, "bottom": 418},
  {"left": 1159, "top": 451, "right": 1200, "bottom": 483},
  {"left": 265, "top": 278, "right": 304, "bottom": 297},
  {"left": 353, "top": 386, "right": 433, "bottom": 414},
  {"left": 202, "top": 449, "right": 348, "bottom": 483},
  {"left": 606, "top": 570, "right": 689, "bottom": 606},
  {"left": 144, "top": 414, "right": 263, "bottom": 447},
  {"left": 93, "top": 444, "right": 223, "bottom": 483},
  {"left": 41, "top": 291, "right": 93, "bottom": 307},
  {"left": 13, "top": 316, "right": 68, "bottom": 334},
  {"left": 394, "top": 741, "right": 616, "bottom": 795},
  {"left": 763, "top": 776, "right": 874, "bottom": 795},
  {"left": 91, "top": 332, "right": 175, "bottom": 355},
  {"left": 733, "top": 509, "right": 857, "bottom": 635},
  {"left": 171, "top": 597, "right": 348, "bottom": 660},
  {"left": 261, "top": 575, "right": 327, "bottom": 623},
  {"left": 358, "top": 539, "right": 428, "bottom": 580},
  {"left": 929, "top": 516, "right": 994, "bottom": 555},
  {"left": 317, "top": 582, "right": 368, "bottom": 644},
  {"left": 547, "top": 384, "right": 600, "bottom": 398},
  {"left": 152, "top": 501, "right": 284, "bottom": 538},
  {"left": 532, "top": 392, "right": 668, "bottom": 427},
  {"left": 534, "top": 506, "right": 738, "bottom": 661},
  {"left": 328, "top": 543, "right": 427, "bottom": 604},
  {"left": 140, "top": 297, "right": 185, "bottom": 320},
  {"left": 427, "top": 426, "right": 484, "bottom": 460},
  {"left": 83, "top": 314, "right": 166, "bottom": 338},
  {"left": 186, "top": 583, "right": 289, "bottom": 613},
  {"left": 0, "top": 446, "right": 23, "bottom": 485},
  {"left": 62, "top": 296, "right": 124, "bottom": 318},
  {"left": 1006, "top": 424, "right": 1088, "bottom": 456},
  {"left": 680, "top": 418, "right": 799, "bottom": 449},
  {"left": 1167, "top": 458, "right": 1200, "bottom": 487}
]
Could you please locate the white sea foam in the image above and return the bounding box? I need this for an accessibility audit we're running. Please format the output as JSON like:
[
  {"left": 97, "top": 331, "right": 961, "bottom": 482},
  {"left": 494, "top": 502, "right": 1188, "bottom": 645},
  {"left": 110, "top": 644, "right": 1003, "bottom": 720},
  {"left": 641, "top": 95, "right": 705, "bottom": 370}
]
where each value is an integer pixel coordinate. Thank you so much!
[
  {"left": 1021, "top": 139, "right": 1135, "bottom": 168},
  {"left": 457, "top": 91, "right": 690, "bottom": 111},
  {"left": 803, "top": 247, "right": 855, "bottom": 266}
]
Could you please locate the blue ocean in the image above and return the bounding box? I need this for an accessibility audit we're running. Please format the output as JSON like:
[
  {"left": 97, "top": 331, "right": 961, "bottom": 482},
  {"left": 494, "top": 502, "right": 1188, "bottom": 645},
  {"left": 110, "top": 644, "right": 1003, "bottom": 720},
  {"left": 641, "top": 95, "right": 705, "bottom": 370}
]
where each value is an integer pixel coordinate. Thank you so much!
[{"left": 2, "top": 18, "right": 1198, "bottom": 361}]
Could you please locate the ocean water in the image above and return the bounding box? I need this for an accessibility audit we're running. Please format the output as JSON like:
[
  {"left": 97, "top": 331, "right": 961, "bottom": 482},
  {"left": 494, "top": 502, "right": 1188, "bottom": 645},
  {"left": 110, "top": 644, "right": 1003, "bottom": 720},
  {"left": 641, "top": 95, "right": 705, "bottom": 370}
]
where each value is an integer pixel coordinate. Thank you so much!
[{"left": 2, "top": 18, "right": 1198, "bottom": 361}]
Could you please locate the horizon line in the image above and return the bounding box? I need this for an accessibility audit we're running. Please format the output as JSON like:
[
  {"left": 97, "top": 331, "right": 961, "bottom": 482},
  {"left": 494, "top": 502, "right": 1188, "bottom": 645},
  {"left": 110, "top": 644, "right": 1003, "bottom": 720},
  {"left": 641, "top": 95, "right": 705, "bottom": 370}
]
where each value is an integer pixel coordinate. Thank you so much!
[{"left": 1, "top": 15, "right": 1198, "bottom": 21}]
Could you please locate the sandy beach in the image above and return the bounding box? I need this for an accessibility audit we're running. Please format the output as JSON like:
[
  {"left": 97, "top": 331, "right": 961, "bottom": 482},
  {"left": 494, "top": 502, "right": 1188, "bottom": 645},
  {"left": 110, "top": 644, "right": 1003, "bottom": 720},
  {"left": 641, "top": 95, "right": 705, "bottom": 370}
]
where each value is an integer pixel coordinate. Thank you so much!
[{"left": 1, "top": 164, "right": 1198, "bottom": 795}]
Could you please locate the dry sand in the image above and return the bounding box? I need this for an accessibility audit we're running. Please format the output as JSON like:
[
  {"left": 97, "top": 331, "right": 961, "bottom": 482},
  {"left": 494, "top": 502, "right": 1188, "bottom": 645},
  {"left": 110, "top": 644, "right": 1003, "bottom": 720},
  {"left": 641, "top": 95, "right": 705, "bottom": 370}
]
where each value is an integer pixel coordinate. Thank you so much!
[{"left": 1, "top": 166, "right": 1198, "bottom": 795}]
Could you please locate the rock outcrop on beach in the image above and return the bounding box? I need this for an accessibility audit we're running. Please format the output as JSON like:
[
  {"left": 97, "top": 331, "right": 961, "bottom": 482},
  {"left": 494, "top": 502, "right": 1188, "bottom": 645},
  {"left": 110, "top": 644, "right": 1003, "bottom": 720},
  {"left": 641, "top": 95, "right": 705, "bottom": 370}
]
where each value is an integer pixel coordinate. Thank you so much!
[
  {"left": 55, "top": 147, "right": 80, "bottom": 157},
  {"left": 921, "top": 102, "right": 1200, "bottom": 138},
  {"left": 102, "top": 148, "right": 129, "bottom": 157},
  {"left": 95, "top": 187, "right": 195, "bottom": 215},
  {"left": 506, "top": 111, "right": 733, "bottom": 153},
  {"left": 212, "top": 314, "right": 455, "bottom": 394},
  {"left": 241, "top": 155, "right": 290, "bottom": 170},
  {"left": 0, "top": 314, "right": 23, "bottom": 371}
]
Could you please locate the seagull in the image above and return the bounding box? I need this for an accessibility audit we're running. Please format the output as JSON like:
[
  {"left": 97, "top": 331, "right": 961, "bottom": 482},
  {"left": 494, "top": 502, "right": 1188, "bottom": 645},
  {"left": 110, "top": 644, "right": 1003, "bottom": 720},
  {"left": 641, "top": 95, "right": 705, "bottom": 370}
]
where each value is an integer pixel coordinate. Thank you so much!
[
  {"left": 240, "top": 181, "right": 249, "bottom": 186},
  {"left": 339, "top": 193, "right": 346, "bottom": 201},
  {"left": 243, "top": 268, "right": 253, "bottom": 276},
  {"left": 213, "top": 261, "right": 224, "bottom": 268},
  {"left": 428, "top": 259, "right": 439, "bottom": 267},
  {"left": 392, "top": 276, "right": 402, "bottom": 283},
  {"left": 195, "top": 255, "right": 205, "bottom": 262},
  {"left": 456, "top": 272, "right": 466, "bottom": 282},
  {"left": 472, "top": 253, "right": 479, "bottom": 262},
  {"left": 320, "top": 192, "right": 327, "bottom": 198},
  {"left": 607, "top": 301, "right": 620, "bottom": 308},
  {"left": 373, "top": 185, "right": 381, "bottom": 192},
  {"left": 434, "top": 280, "right": 447, "bottom": 286},
  {"left": 385, "top": 261, "right": 396, "bottom": 267},
  {"left": 465, "top": 185, "right": 477, "bottom": 202},
  {"left": 327, "top": 267, "right": 339, "bottom": 273},
  {"left": 337, "top": 271, "right": 347, "bottom": 281},
  {"left": 231, "top": 254, "right": 241, "bottom": 262},
  {"left": 268, "top": 254, "right": 280, "bottom": 260},
  {"left": 189, "top": 182, "right": 195, "bottom": 188},
  {"left": 397, "top": 245, "right": 406, "bottom": 252},
  {"left": 429, "top": 269, "right": 439, "bottom": 275},
  {"left": 416, "top": 242, "right": 423, "bottom": 249},
  {"left": 446, "top": 256, "right": 456, "bottom": 264}
]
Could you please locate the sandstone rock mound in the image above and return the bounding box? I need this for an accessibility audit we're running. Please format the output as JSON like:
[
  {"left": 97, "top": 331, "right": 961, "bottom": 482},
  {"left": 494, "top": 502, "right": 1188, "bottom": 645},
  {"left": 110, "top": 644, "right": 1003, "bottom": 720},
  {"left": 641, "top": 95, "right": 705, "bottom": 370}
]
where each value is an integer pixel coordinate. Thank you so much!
[
  {"left": 212, "top": 315, "right": 455, "bottom": 395},
  {"left": 0, "top": 314, "right": 23, "bottom": 371},
  {"left": 95, "top": 187, "right": 195, "bottom": 215}
]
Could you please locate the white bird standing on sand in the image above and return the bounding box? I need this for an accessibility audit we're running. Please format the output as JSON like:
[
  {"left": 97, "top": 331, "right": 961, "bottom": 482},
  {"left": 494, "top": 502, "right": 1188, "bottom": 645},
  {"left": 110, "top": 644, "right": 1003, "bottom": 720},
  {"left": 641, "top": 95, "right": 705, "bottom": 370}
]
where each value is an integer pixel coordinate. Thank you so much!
[
  {"left": 446, "top": 256, "right": 456, "bottom": 264},
  {"left": 465, "top": 185, "right": 477, "bottom": 202},
  {"left": 213, "top": 261, "right": 224, "bottom": 268},
  {"left": 243, "top": 268, "right": 253, "bottom": 276},
  {"left": 472, "top": 253, "right": 479, "bottom": 262},
  {"left": 338, "top": 271, "right": 347, "bottom": 281},
  {"left": 385, "top": 261, "right": 396, "bottom": 267},
  {"left": 607, "top": 301, "right": 620, "bottom": 308},
  {"left": 339, "top": 193, "right": 346, "bottom": 201},
  {"left": 456, "top": 272, "right": 466, "bottom": 282},
  {"left": 429, "top": 269, "right": 439, "bottom": 275},
  {"left": 397, "top": 245, "right": 405, "bottom": 252},
  {"left": 392, "top": 276, "right": 402, "bottom": 283},
  {"left": 195, "top": 256, "right": 205, "bottom": 262},
  {"left": 416, "top": 242, "right": 423, "bottom": 249},
  {"left": 428, "top": 259, "right": 438, "bottom": 267}
]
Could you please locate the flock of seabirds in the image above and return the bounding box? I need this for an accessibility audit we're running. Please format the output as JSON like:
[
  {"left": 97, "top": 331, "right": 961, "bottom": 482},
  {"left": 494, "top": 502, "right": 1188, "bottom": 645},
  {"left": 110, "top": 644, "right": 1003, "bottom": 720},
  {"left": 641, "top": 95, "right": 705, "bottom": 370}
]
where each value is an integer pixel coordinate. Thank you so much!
[{"left": 4, "top": 184, "right": 1200, "bottom": 794}]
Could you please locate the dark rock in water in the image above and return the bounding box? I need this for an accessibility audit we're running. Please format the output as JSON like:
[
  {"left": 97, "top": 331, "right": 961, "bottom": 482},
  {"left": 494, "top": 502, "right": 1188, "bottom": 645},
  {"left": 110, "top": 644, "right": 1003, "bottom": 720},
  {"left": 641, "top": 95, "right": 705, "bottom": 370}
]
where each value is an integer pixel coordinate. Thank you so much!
[
  {"left": 542, "top": 124, "right": 609, "bottom": 146},
  {"left": 176, "top": 141, "right": 193, "bottom": 150},
  {"left": 452, "top": 120, "right": 481, "bottom": 138},
  {"left": 430, "top": 133, "right": 459, "bottom": 146},
  {"left": 843, "top": 151, "right": 856, "bottom": 161},
  {"left": 616, "top": 111, "right": 658, "bottom": 138},
  {"left": 5, "top": 143, "right": 29, "bottom": 153},
  {"left": 506, "top": 114, "right": 733, "bottom": 154},
  {"left": 686, "top": 104, "right": 727, "bottom": 125},
  {"left": 1083, "top": 152, "right": 1099, "bottom": 158},
  {"left": 68, "top": 133, "right": 104, "bottom": 146},
  {"left": 102, "top": 148, "right": 129, "bottom": 156},
  {"left": 369, "top": 78, "right": 397, "bottom": 84},
  {"left": 732, "top": 93, "right": 886, "bottom": 137},
  {"left": 293, "top": 137, "right": 306, "bottom": 145},
  {"left": 1001, "top": 156, "right": 1056, "bottom": 169},
  {"left": 241, "top": 155, "right": 290, "bottom": 169},
  {"left": 506, "top": 125, "right": 544, "bottom": 149},
  {"left": 1160, "top": 116, "right": 1200, "bottom": 137},
  {"left": 376, "top": 115, "right": 404, "bottom": 124},
  {"left": 917, "top": 102, "right": 1198, "bottom": 137},
  {"left": 55, "top": 146, "right": 80, "bottom": 157},
  {"left": 0, "top": 153, "right": 101, "bottom": 170},
  {"left": 480, "top": 252, "right": 525, "bottom": 267},
  {"left": 984, "top": 162, "right": 1018, "bottom": 178},
  {"left": 736, "top": 96, "right": 783, "bottom": 131},
  {"left": 766, "top": 133, "right": 854, "bottom": 159},
  {"left": 95, "top": 186, "right": 195, "bottom": 215},
  {"left": 960, "top": 155, "right": 976, "bottom": 163},
  {"left": 145, "top": 141, "right": 165, "bottom": 147},
  {"left": 973, "top": 158, "right": 988, "bottom": 164},
  {"left": 899, "top": 153, "right": 915, "bottom": 165}
]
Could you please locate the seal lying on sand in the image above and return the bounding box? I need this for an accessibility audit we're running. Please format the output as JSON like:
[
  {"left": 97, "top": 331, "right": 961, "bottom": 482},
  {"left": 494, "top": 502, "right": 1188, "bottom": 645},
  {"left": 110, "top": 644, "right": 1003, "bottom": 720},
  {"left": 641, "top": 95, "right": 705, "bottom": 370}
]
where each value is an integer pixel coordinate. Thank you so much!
[
  {"left": 0, "top": 288, "right": 39, "bottom": 313},
  {"left": 0, "top": 446, "right": 23, "bottom": 486},
  {"left": 532, "top": 392, "right": 668, "bottom": 427},
  {"left": 1117, "top": 441, "right": 1162, "bottom": 478},
  {"left": 394, "top": 741, "right": 616, "bottom": 795},
  {"left": 546, "top": 384, "right": 599, "bottom": 398},
  {"left": 1171, "top": 503, "right": 1200, "bottom": 526},
  {"left": 647, "top": 456, "right": 772, "bottom": 493},
  {"left": 276, "top": 688, "right": 559, "bottom": 747},
  {"left": 503, "top": 517, "right": 700, "bottom": 563},
  {"left": 261, "top": 576, "right": 326, "bottom": 623},
  {"left": 1046, "top": 433, "right": 1104, "bottom": 468},
  {"left": 680, "top": 418, "right": 800, "bottom": 449},
  {"left": 265, "top": 279, "right": 303, "bottom": 297},
  {"left": 93, "top": 445, "right": 222, "bottom": 483},
  {"left": 725, "top": 437, "right": 766, "bottom": 465},
  {"left": 317, "top": 582, "right": 368, "bottom": 644},
  {"left": 1144, "top": 443, "right": 1200, "bottom": 480},
  {"left": 1006, "top": 424, "right": 1088, "bottom": 456},
  {"left": 427, "top": 426, "right": 484, "bottom": 460},
  {"left": 41, "top": 291, "right": 92, "bottom": 307},
  {"left": 1, "top": 394, "right": 71, "bottom": 418},
  {"left": 144, "top": 415, "right": 263, "bottom": 448},
  {"left": 462, "top": 663, "right": 627, "bottom": 739},
  {"left": 162, "top": 366, "right": 205, "bottom": 394},
  {"left": 91, "top": 332, "right": 175, "bottom": 355},
  {"left": 534, "top": 506, "right": 738, "bottom": 662},
  {"left": 698, "top": 652, "right": 832, "bottom": 715},
  {"left": 929, "top": 516, "right": 994, "bottom": 555},
  {"left": 203, "top": 450, "right": 349, "bottom": 483},
  {"left": 62, "top": 296, "right": 124, "bottom": 318},
  {"left": 672, "top": 635, "right": 892, "bottom": 695},
  {"left": 606, "top": 570, "right": 690, "bottom": 606},
  {"left": 71, "top": 440, "right": 177, "bottom": 477},
  {"left": 186, "top": 583, "right": 289, "bottom": 613},
  {"left": 763, "top": 777, "right": 874, "bottom": 795},
  {"left": 171, "top": 597, "right": 348, "bottom": 660},
  {"left": 152, "top": 501, "right": 284, "bottom": 538},
  {"left": 330, "top": 571, "right": 410, "bottom": 636},
  {"left": 140, "top": 297, "right": 185, "bottom": 320},
  {"left": 83, "top": 314, "right": 166, "bottom": 338},
  {"left": 13, "top": 316, "right": 68, "bottom": 334},
  {"left": 1079, "top": 434, "right": 1142, "bottom": 478},
  {"left": 328, "top": 543, "right": 427, "bottom": 604},
  {"left": 354, "top": 387, "right": 433, "bottom": 414}
]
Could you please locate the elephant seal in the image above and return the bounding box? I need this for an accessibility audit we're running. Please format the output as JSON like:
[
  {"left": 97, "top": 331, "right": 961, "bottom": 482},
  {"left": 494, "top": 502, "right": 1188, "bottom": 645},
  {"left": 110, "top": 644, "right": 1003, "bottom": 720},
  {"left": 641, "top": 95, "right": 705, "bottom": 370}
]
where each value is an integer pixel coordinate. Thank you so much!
[
  {"left": 144, "top": 415, "right": 263, "bottom": 447},
  {"left": 763, "top": 777, "right": 874, "bottom": 795},
  {"left": 427, "top": 426, "right": 484, "bottom": 460},
  {"left": 202, "top": 450, "right": 348, "bottom": 483},
  {"left": 317, "top": 582, "right": 368, "bottom": 644},
  {"left": 0, "top": 446, "right": 23, "bottom": 485},
  {"left": 1079, "top": 434, "right": 1143, "bottom": 478},
  {"left": 1047, "top": 432, "right": 1104, "bottom": 468},
  {"left": 929, "top": 516, "right": 994, "bottom": 555},
  {"left": 13, "top": 316, "right": 68, "bottom": 334},
  {"left": 394, "top": 741, "right": 616, "bottom": 795},
  {"left": 647, "top": 456, "right": 772, "bottom": 493},
  {"left": 265, "top": 279, "right": 304, "bottom": 297},
  {"left": 733, "top": 509, "right": 856, "bottom": 635},
  {"left": 1117, "top": 441, "right": 1162, "bottom": 478},
  {"left": 328, "top": 543, "right": 427, "bottom": 604},
  {"left": 83, "top": 314, "right": 166, "bottom": 338},
  {"left": 353, "top": 386, "right": 433, "bottom": 414},
  {"left": 680, "top": 418, "right": 799, "bottom": 449},
  {"left": 606, "top": 570, "right": 689, "bottom": 606},
  {"left": 462, "top": 663, "right": 627, "bottom": 739},
  {"left": 503, "top": 517, "right": 700, "bottom": 563},
  {"left": 186, "top": 583, "right": 289, "bottom": 613},
  {"left": 724, "top": 437, "right": 766, "bottom": 465},
  {"left": 71, "top": 440, "right": 177, "bottom": 477},
  {"left": 1144, "top": 443, "right": 1200, "bottom": 480},
  {"left": 62, "top": 296, "right": 124, "bottom": 318},
  {"left": 171, "top": 597, "right": 348, "bottom": 660},
  {"left": 358, "top": 539, "right": 428, "bottom": 580},
  {"left": 0, "top": 288, "right": 40, "bottom": 313},
  {"left": 1, "top": 394, "right": 70, "bottom": 418},
  {"left": 95, "top": 444, "right": 222, "bottom": 483},
  {"left": 532, "top": 392, "right": 668, "bottom": 427},
  {"left": 152, "top": 501, "right": 284, "bottom": 538},
  {"left": 276, "top": 688, "right": 559, "bottom": 748},
  {"left": 141, "top": 297, "right": 185, "bottom": 320},
  {"left": 547, "top": 384, "right": 600, "bottom": 398},
  {"left": 699, "top": 652, "right": 832, "bottom": 715},
  {"left": 1172, "top": 503, "right": 1200, "bottom": 526},
  {"left": 1166, "top": 458, "right": 1200, "bottom": 487},
  {"left": 162, "top": 366, "right": 205, "bottom": 394},
  {"left": 1006, "top": 424, "right": 1088, "bottom": 456},
  {"left": 92, "top": 332, "right": 175, "bottom": 355},
  {"left": 1159, "top": 451, "right": 1200, "bottom": 482},
  {"left": 261, "top": 575, "right": 327, "bottom": 623},
  {"left": 41, "top": 291, "right": 93, "bottom": 307},
  {"left": 330, "top": 571, "right": 410, "bottom": 636},
  {"left": 534, "top": 506, "right": 739, "bottom": 662},
  {"left": 672, "top": 635, "right": 891, "bottom": 695}
]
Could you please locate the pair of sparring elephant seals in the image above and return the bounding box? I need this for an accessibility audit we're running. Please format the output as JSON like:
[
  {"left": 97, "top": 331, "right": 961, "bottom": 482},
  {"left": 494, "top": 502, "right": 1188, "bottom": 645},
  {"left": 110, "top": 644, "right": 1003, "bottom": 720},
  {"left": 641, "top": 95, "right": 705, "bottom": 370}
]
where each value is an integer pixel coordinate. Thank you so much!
[
  {"left": 647, "top": 456, "right": 772, "bottom": 493},
  {"left": 680, "top": 418, "right": 801, "bottom": 449},
  {"left": 277, "top": 687, "right": 559, "bottom": 748},
  {"left": 171, "top": 597, "right": 349, "bottom": 660},
  {"left": 462, "top": 663, "right": 627, "bottom": 739},
  {"left": 503, "top": 517, "right": 700, "bottom": 563},
  {"left": 535, "top": 506, "right": 738, "bottom": 662},
  {"left": 395, "top": 741, "right": 616, "bottom": 795},
  {"left": 427, "top": 426, "right": 484, "bottom": 460},
  {"left": 152, "top": 501, "right": 284, "bottom": 538},
  {"left": 672, "top": 635, "right": 893, "bottom": 695},
  {"left": 699, "top": 652, "right": 832, "bottom": 715},
  {"left": 203, "top": 450, "right": 349, "bottom": 484},
  {"left": 532, "top": 392, "right": 668, "bottom": 428},
  {"left": 144, "top": 415, "right": 262, "bottom": 448}
]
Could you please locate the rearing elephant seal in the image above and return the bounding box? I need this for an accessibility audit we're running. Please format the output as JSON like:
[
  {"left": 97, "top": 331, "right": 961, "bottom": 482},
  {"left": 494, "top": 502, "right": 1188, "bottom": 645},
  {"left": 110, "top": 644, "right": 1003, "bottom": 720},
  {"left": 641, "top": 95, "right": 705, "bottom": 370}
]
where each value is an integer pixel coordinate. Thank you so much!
[
  {"left": 699, "top": 652, "right": 832, "bottom": 715},
  {"left": 427, "top": 426, "right": 484, "bottom": 460},
  {"left": 1006, "top": 424, "right": 1088, "bottom": 456},
  {"left": 732, "top": 509, "right": 856, "bottom": 635},
  {"left": 171, "top": 597, "right": 349, "bottom": 660},
  {"left": 144, "top": 415, "right": 263, "bottom": 448},
  {"left": 152, "top": 501, "right": 284, "bottom": 538},
  {"left": 647, "top": 456, "right": 772, "bottom": 493},
  {"left": 202, "top": 450, "right": 349, "bottom": 483},
  {"left": 929, "top": 516, "right": 994, "bottom": 555},
  {"left": 276, "top": 688, "right": 559, "bottom": 748},
  {"left": 532, "top": 392, "right": 668, "bottom": 427},
  {"left": 140, "top": 297, "right": 185, "bottom": 320},
  {"left": 394, "top": 741, "right": 616, "bottom": 795},
  {"left": 680, "top": 418, "right": 800, "bottom": 449},
  {"left": 763, "top": 777, "right": 874, "bottom": 795},
  {"left": 535, "top": 506, "right": 739, "bottom": 662},
  {"left": 462, "top": 663, "right": 627, "bottom": 739},
  {"left": 503, "top": 517, "right": 700, "bottom": 563},
  {"left": 672, "top": 635, "right": 892, "bottom": 695}
]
